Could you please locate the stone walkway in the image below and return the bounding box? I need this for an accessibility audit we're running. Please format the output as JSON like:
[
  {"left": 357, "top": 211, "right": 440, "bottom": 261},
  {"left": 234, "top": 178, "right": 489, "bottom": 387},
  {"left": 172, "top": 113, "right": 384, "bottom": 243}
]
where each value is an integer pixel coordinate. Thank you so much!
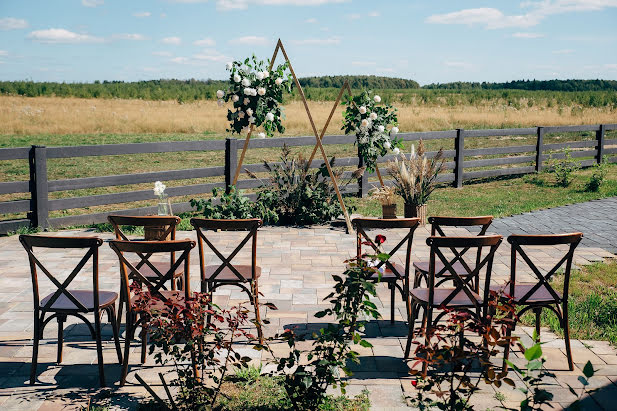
[{"left": 0, "top": 208, "right": 615, "bottom": 410}]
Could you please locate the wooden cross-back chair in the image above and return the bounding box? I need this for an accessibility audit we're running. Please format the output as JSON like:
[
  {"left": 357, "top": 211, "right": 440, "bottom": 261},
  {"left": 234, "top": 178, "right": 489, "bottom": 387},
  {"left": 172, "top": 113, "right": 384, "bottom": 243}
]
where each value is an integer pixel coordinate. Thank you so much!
[
  {"left": 404, "top": 235, "right": 503, "bottom": 374},
  {"left": 108, "top": 215, "right": 183, "bottom": 328},
  {"left": 491, "top": 233, "right": 583, "bottom": 372},
  {"left": 190, "top": 218, "right": 263, "bottom": 343},
  {"left": 353, "top": 217, "right": 420, "bottom": 324},
  {"left": 108, "top": 239, "right": 194, "bottom": 386},
  {"left": 413, "top": 216, "right": 494, "bottom": 292},
  {"left": 20, "top": 235, "right": 122, "bottom": 387}
]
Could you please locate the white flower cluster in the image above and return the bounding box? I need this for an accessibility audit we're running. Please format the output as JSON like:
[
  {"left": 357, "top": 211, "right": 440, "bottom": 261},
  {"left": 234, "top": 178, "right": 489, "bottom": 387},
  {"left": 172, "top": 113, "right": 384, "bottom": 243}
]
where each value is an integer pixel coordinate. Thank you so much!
[{"left": 153, "top": 181, "right": 166, "bottom": 198}]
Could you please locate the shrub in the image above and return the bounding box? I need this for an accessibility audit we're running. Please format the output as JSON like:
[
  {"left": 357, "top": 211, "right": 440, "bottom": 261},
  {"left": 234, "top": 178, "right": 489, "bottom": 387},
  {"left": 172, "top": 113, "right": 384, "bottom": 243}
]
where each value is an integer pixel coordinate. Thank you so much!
[
  {"left": 190, "top": 186, "right": 278, "bottom": 224},
  {"left": 548, "top": 147, "right": 581, "bottom": 187},
  {"left": 584, "top": 156, "right": 609, "bottom": 192}
]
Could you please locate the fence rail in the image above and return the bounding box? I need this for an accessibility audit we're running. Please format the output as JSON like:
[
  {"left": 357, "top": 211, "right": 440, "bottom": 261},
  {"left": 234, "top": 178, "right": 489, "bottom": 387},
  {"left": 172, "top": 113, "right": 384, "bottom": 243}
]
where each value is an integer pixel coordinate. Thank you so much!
[{"left": 0, "top": 123, "right": 616, "bottom": 234}]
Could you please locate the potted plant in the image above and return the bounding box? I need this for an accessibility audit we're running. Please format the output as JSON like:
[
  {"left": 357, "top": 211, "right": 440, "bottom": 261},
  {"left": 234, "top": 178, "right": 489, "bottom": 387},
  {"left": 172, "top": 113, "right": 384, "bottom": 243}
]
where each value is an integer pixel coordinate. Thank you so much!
[
  {"left": 386, "top": 140, "right": 445, "bottom": 224},
  {"left": 145, "top": 180, "right": 173, "bottom": 240},
  {"left": 369, "top": 185, "right": 398, "bottom": 219}
]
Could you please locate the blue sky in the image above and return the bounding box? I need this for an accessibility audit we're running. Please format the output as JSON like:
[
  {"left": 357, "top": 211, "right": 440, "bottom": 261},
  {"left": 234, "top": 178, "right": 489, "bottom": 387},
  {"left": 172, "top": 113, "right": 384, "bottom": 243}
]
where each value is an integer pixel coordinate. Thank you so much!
[{"left": 1, "top": 0, "right": 616, "bottom": 84}]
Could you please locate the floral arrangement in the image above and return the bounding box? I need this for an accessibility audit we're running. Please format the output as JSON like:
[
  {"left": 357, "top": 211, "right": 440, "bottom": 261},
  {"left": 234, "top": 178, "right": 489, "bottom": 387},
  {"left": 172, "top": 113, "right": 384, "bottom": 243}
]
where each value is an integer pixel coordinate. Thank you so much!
[
  {"left": 153, "top": 180, "right": 166, "bottom": 200},
  {"left": 153, "top": 180, "right": 172, "bottom": 215},
  {"left": 217, "top": 55, "right": 292, "bottom": 137},
  {"left": 342, "top": 91, "right": 402, "bottom": 173},
  {"left": 386, "top": 139, "right": 445, "bottom": 206},
  {"left": 369, "top": 185, "right": 397, "bottom": 206}
]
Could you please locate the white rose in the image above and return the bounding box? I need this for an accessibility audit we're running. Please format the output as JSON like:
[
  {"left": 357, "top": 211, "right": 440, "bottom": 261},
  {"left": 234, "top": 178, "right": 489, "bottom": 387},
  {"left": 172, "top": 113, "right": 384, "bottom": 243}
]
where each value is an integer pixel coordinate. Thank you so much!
[
  {"left": 275, "top": 78, "right": 283, "bottom": 86},
  {"left": 243, "top": 98, "right": 250, "bottom": 105},
  {"left": 262, "top": 71, "right": 269, "bottom": 78},
  {"left": 231, "top": 95, "right": 239, "bottom": 103},
  {"left": 393, "top": 147, "right": 400, "bottom": 155},
  {"left": 217, "top": 99, "right": 224, "bottom": 107},
  {"left": 369, "top": 112, "right": 377, "bottom": 120},
  {"left": 384, "top": 141, "right": 391, "bottom": 149},
  {"left": 359, "top": 106, "right": 367, "bottom": 114},
  {"left": 233, "top": 74, "right": 241, "bottom": 83},
  {"left": 241, "top": 78, "right": 250, "bottom": 87},
  {"left": 361, "top": 119, "right": 369, "bottom": 128},
  {"left": 257, "top": 132, "right": 266, "bottom": 139},
  {"left": 374, "top": 95, "right": 381, "bottom": 103},
  {"left": 391, "top": 126, "right": 399, "bottom": 135},
  {"left": 251, "top": 88, "right": 258, "bottom": 96},
  {"left": 238, "top": 111, "right": 245, "bottom": 119},
  {"left": 153, "top": 181, "right": 166, "bottom": 196},
  {"left": 216, "top": 90, "right": 224, "bottom": 99},
  {"left": 258, "top": 87, "right": 266, "bottom": 96},
  {"left": 377, "top": 125, "right": 385, "bottom": 133},
  {"left": 246, "top": 108, "right": 253, "bottom": 116},
  {"left": 248, "top": 116, "right": 255, "bottom": 124},
  {"left": 256, "top": 72, "right": 264, "bottom": 81},
  {"left": 266, "top": 112, "right": 274, "bottom": 122},
  {"left": 226, "top": 62, "right": 233, "bottom": 70}
]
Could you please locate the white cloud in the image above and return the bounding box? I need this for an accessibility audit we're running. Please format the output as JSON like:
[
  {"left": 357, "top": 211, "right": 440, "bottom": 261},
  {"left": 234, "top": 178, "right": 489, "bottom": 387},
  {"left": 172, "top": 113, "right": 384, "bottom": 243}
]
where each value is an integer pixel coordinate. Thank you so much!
[
  {"left": 112, "top": 33, "right": 148, "bottom": 41},
  {"left": 368, "top": 11, "right": 380, "bottom": 17},
  {"left": 82, "top": 0, "right": 104, "bottom": 7},
  {"left": 444, "top": 61, "right": 474, "bottom": 70},
  {"left": 194, "top": 37, "right": 216, "bottom": 46},
  {"left": 603, "top": 63, "right": 617, "bottom": 70},
  {"left": 352, "top": 61, "right": 376, "bottom": 66},
  {"left": 348, "top": 13, "right": 361, "bottom": 20},
  {"left": 193, "top": 49, "right": 229, "bottom": 62},
  {"left": 27, "top": 28, "right": 104, "bottom": 44},
  {"left": 133, "top": 11, "right": 151, "bottom": 17},
  {"left": 512, "top": 32, "right": 544, "bottom": 38},
  {"left": 292, "top": 36, "right": 341, "bottom": 45},
  {"left": 0, "top": 50, "right": 7, "bottom": 56},
  {"left": 162, "top": 36, "right": 182, "bottom": 45},
  {"left": 171, "top": 57, "right": 189, "bottom": 64},
  {"left": 153, "top": 51, "right": 173, "bottom": 57},
  {"left": 0, "top": 17, "right": 28, "bottom": 30},
  {"left": 552, "top": 49, "right": 574, "bottom": 54},
  {"left": 229, "top": 36, "right": 268, "bottom": 46},
  {"left": 305, "top": 18, "right": 318, "bottom": 23},
  {"left": 377, "top": 67, "right": 395, "bottom": 73},
  {"left": 427, "top": 1, "right": 617, "bottom": 29},
  {"left": 170, "top": 0, "right": 349, "bottom": 11}
]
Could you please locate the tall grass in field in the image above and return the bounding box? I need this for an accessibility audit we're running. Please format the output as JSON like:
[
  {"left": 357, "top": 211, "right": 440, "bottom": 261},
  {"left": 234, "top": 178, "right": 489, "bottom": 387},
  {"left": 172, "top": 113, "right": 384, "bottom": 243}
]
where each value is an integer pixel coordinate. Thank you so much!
[{"left": 1, "top": 95, "right": 616, "bottom": 136}]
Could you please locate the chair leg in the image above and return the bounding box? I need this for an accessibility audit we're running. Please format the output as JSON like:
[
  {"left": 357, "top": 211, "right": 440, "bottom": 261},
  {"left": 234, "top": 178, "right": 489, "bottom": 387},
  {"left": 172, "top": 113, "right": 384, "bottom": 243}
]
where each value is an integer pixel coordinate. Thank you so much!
[
  {"left": 390, "top": 282, "right": 395, "bottom": 324},
  {"left": 253, "top": 282, "right": 264, "bottom": 344},
  {"left": 404, "top": 302, "right": 418, "bottom": 359},
  {"left": 30, "top": 311, "right": 41, "bottom": 385},
  {"left": 404, "top": 279, "right": 411, "bottom": 323},
  {"left": 116, "top": 291, "right": 125, "bottom": 336},
  {"left": 421, "top": 307, "right": 433, "bottom": 377},
  {"left": 502, "top": 318, "right": 516, "bottom": 375},
  {"left": 140, "top": 321, "right": 147, "bottom": 364},
  {"left": 562, "top": 303, "right": 574, "bottom": 371},
  {"left": 120, "top": 312, "right": 133, "bottom": 387},
  {"left": 108, "top": 305, "right": 123, "bottom": 364},
  {"left": 56, "top": 314, "right": 66, "bottom": 364},
  {"left": 93, "top": 309, "right": 106, "bottom": 387},
  {"left": 534, "top": 308, "right": 542, "bottom": 342}
]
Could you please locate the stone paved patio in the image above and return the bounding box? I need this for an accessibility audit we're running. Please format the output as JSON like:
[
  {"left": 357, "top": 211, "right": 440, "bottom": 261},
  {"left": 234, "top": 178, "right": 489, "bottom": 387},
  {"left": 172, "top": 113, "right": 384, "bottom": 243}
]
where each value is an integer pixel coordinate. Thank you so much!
[{"left": 0, "top": 213, "right": 616, "bottom": 410}]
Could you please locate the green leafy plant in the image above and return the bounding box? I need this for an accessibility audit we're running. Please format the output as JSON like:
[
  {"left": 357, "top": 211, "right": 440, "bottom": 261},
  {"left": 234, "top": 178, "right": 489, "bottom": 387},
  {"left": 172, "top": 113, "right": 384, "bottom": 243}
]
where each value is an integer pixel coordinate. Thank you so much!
[
  {"left": 190, "top": 186, "right": 278, "bottom": 224},
  {"left": 342, "top": 90, "right": 402, "bottom": 173},
  {"left": 585, "top": 156, "right": 609, "bottom": 192},
  {"left": 548, "top": 147, "right": 581, "bottom": 187}
]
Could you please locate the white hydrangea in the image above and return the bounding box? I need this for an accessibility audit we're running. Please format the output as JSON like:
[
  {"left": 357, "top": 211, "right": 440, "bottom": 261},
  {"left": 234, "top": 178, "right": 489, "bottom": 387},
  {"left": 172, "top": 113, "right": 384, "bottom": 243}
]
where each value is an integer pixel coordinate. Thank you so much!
[
  {"left": 384, "top": 141, "right": 391, "bottom": 149},
  {"left": 153, "top": 181, "right": 166, "bottom": 197},
  {"left": 391, "top": 126, "right": 399, "bottom": 135},
  {"left": 275, "top": 78, "right": 283, "bottom": 86},
  {"left": 233, "top": 74, "right": 241, "bottom": 83},
  {"left": 216, "top": 90, "right": 224, "bottom": 99},
  {"left": 231, "top": 95, "right": 239, "bottom": 103},
  {"left": 258, "top": 87, "right": 266, "bottom": 96},
  {"left": 226, "top": 62, "right": 233, "bottom": 70},
  {"left": 249, "top": 88, "right": 257, "bottom": 96},
  {"left": 373, "top": 95, "right": 381, "bottom": 103},
  {"left": 257, "top": 132, "right": 266, "bottom": 139},
  {"left": 262, "top": 71, "right": 269, "bottom": 78},
  {"left": 369, "top": 112, "right": 378, "bottom": 120},
  {"left": 377, "top": 125, "right": 385, "bottom": 133},
  {"left": 256, "top": 72, "right": 264, "bottom": 81},
  {"left": 393, "top": 147, "right": 400, "bottom": 155},
  {"left": 241, "top": 78, "right": 251, "bottom": 87},
  {"left": 361, "top": 119, "right": 369, "bottom": 128},
  {"left": 266, "top": 112, "right": 274, "bottom": 122},
  {"left": 243, "top": 87, "right": 251, "bottom": 95},
  {"left": 248, "top": 116, "right": 255, "bottom": 123},
  {"left": 246, "top": 108, "right": 253, "bottom": 116},
  {"left": 359, "top": 106, "right": 367, "bottom": 114}
]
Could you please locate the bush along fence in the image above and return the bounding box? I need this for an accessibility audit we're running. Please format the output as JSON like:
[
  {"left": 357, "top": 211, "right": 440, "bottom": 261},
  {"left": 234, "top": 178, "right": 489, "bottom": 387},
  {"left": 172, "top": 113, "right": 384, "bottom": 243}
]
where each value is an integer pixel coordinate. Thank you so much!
[{"left": 0, "top": 123, "right": 616, "bottom": 234}]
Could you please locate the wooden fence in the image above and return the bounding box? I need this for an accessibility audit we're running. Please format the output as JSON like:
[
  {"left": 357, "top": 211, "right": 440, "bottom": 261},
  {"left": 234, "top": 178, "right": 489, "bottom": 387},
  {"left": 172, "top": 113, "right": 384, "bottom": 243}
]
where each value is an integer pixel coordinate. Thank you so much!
[{"left": 0, "top": 123, "right": 616, "bottom": 234}]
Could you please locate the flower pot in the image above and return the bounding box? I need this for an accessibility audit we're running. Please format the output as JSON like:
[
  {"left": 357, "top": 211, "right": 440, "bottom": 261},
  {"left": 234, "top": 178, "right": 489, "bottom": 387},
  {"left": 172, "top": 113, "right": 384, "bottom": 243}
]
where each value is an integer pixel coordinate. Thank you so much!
[
  {"left": 381, "top": 204, "right": 397, "bottom": 219},
  {"left": 404, "top": 203, "right": 427, "bottom": 225}
]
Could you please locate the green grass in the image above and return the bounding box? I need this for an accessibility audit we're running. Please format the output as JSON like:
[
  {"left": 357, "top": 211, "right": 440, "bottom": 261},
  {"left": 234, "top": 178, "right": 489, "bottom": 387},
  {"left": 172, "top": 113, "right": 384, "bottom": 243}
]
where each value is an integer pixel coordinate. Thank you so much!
[{"left": 521, "top": 261, "right": 617, "bottom": 345}]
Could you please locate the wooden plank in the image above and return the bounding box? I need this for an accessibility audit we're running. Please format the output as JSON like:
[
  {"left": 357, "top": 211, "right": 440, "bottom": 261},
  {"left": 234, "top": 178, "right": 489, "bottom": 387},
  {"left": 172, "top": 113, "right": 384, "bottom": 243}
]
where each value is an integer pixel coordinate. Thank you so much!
[
  {"left": 0, "top": 180, "right": 30, "bottom": 195},
  {"left": 465, "top": 145, "right": 536, "bottom": 157},
  {"left": 398, "top": 130, "right": 458, "bottom": 141},
  {"left": 47, "top": 182, "right": 225, "bottom": 211},
  {"left": 247, "top": 134, "right": 355, "bottom": 148},
  {"left": 464, "top": 128, "right": 537, "bottom": 137},
  {"left": 0, "top": 199, "right": 31, "bottom": 214},
  {"left": 464, "top": 166, "right": 535, "bottom": 180},
  {"left": 463, "top": 155, "right": 535, "bottom": 168},
  {"left": 0, "top": 219, "right": 31, "bottom": 235},
  {"left": 604, "top": 147, "right": 617, "bottom": 155},
  {"left": 47, "top": 166, "right": 225, "bottom": 192},
  {"left": 0, "top": 147, "right": 31, "bottom": 161},
  {"left": 604, "top": 124, "right": 617, "bottom": 131},
  {"left": 543, "top": 125, "right": 600, "bottom": 134},
  {"left": 542, "top": 140, "right": 597, "bottom": 151},
  {"left": 46, "top": 139, "right": 226, "bottom": 159},
  {"left": 541, "top": 150, "right": 597, "bottom": 160}
]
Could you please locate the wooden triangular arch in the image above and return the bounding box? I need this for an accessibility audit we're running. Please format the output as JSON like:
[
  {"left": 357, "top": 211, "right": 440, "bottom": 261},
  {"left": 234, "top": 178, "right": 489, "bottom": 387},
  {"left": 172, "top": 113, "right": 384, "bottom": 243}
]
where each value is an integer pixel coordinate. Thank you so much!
[{"left": 232, "top": 39, "right": 353, "bottom": 233}]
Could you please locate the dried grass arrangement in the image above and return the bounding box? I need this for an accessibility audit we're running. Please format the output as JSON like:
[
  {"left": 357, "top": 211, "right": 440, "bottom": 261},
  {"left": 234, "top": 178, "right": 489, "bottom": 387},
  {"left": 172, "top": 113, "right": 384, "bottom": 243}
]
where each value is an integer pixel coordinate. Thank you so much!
[{"left": 369, "top": 185, "right": 398, "bottom": 206}]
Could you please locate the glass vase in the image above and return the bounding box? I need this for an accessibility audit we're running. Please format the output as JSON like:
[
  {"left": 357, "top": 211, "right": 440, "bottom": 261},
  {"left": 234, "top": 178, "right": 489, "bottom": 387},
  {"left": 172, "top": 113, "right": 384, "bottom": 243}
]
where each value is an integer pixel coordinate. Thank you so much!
[{"left": 157, "top": 201, "right": 171, "bottom": 216}]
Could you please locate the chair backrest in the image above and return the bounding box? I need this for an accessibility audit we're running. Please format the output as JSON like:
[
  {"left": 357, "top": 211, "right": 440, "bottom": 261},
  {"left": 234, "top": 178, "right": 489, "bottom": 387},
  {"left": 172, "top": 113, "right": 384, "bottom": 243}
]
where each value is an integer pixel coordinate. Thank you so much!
[
  {"left": 107, "top": 215, "right": 181, "bottom": 241},
  {"left": 190, "top": 218, "right": 262, "bottom": 284},
  {"left": 109, "top": 239, "right": 194, "bottom": 302},
  {"left": 507, "top": 233, "right": 583, "bottom": 304},
  {"left": 352, "top": 217, "right": 420, "bottom": 279},
  {"left": 427, "top": 235, "right": 502, "bottom": 310},
  {"left": 20, "top": 235, "right": 103, "bottom": 313}
]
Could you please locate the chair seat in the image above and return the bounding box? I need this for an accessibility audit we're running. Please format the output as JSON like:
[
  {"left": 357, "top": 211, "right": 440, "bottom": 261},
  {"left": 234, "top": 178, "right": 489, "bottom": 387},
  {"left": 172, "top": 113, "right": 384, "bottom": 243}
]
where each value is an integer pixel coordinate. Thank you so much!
[
  {"left": 370, "top": 262, "right": 406, "bottom": 280},
  {"left": 204, "top": 265, "right": 261, "bottom": 281},
  {"left": 414, "top": 260, "right": 471, "bottom": 276},
  {"left": 490, "top": 283, "right": 562, "bottom": 303},
  {"left": 410, "top": 287, "right": 482, "bottom": 307},
  {"left": 41, "top": 290, "right": 118, "bottom": 311}
]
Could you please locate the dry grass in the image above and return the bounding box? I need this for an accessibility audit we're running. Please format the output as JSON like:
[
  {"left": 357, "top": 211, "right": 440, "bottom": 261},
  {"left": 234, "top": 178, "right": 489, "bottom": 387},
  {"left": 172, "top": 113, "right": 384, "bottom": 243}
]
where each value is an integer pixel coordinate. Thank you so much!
[{"left": 1, "top": 95, "right": 616, "bottom": 136}]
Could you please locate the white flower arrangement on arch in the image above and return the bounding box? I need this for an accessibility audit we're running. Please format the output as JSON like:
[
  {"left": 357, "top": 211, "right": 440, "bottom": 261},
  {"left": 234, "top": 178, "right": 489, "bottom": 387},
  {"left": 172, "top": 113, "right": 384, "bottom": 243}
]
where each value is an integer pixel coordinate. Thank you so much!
[
  {"left": 341, "top": 91, "right": 402, "bottom": 173},
  {"left": 217, "top": 55, "right": 292, "bottom": 137}
]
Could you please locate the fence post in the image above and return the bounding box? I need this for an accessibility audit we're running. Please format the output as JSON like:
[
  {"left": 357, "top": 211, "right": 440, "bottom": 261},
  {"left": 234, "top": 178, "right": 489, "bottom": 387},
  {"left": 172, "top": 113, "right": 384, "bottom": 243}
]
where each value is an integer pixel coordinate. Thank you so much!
[
  {"left": 597, "top": 124, "right": 605, "bottom": 163},
  {"left": 357, "top": 147, "right": 369, "bottom": 197},
  {"left": 453, "top": 129, "right": 464, "bottom": 188},
  {"left": 225, "top": 138, "right": 238, "bottom": 193},
  {"left": 29, "top": 145, "right": 49, "bottom": 229},
  {"left": 535, "top": 127, "right": 544, "bottom": 172}
]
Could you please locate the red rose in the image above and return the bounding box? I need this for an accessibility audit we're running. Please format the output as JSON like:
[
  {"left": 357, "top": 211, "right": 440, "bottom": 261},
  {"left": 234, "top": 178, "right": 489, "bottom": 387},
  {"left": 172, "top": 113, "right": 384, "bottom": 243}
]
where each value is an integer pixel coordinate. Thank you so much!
[{"left": 375, "top": 234, "right": 386, "bottom": 245}]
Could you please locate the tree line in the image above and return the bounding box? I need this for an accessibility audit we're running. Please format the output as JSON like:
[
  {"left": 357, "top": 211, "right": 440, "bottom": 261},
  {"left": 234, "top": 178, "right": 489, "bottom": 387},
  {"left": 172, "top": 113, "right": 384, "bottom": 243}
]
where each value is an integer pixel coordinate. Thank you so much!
[{"left": 424, "top": 79, "right": 617, "bottom": 92}]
